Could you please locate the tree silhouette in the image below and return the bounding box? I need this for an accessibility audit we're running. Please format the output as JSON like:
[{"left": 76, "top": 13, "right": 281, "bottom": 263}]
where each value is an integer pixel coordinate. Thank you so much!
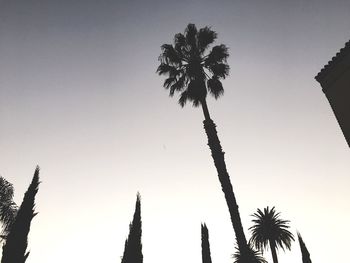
[
  {"left": 232, "top": 241, "right": 267, "bottom": 263},
  {"left": 121, "top": 193, "right": 143, "bottom": 263},
  {"left": 297, "top": 232, "right": 312, "bottom": 263},
  {"left": 157, "top": 23, "right": 249, "bottom": 257},
  {"left": 201, "top": 223, "right": 212, "bottom": 263},
  {"left": 1, "top": 166, "right": 40, "bottom": 263},
  {"left": 249, "top": 207, "right": 294, "bottom": 263},
  {"left": 0, "top": 176, "right": 18, "bottom": 239}
]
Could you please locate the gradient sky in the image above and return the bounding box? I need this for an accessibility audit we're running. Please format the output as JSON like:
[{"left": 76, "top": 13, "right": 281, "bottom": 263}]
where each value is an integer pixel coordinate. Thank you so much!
[{"left": 1, "top": 0, "right": 350, "bottom": 262}]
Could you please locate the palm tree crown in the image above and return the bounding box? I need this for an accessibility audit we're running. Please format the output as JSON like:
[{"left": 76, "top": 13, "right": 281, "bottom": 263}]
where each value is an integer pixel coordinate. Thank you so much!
[
  {"left": 249, "top": 206, "right": 294, "bottom": 263},
  {"left": 232, "top": 241, "right": 267, "bottom": 263},
  {"left": 157, "top": 23, "right": 229, "bottom": 107},
  {"left": 157, "top": 24, "right": 250, "bottom": 256}
]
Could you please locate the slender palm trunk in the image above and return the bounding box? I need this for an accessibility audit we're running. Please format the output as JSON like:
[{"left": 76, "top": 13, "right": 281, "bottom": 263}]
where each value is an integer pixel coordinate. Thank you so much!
[
  {"left": 269, "top": 240, "right": 278, "bottom": 263},
  {"left": 200, "top": 99, "right": 249, "bottom": 257},
  {"left": 201, "top": 99, "right": 211, "bottom": 120}
]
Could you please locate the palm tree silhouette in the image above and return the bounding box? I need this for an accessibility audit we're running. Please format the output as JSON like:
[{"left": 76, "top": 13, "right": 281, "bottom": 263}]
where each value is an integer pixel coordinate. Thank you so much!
[
  {"left": 232, "top": 241, "right": 267, "bottom": 263},
  {"left": 249, "top": 207, "right": 294, "bottom": 263},
  {"left": 0, "top": 177, "right": 18, "bottom": 239},
  {"left": 157, "top": 24, "right": 249, "bottom": 256}
]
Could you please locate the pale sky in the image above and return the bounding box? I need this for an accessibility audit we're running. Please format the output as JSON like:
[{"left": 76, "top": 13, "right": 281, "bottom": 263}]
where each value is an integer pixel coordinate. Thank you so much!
[{"left": 0, "top": 0, "right": 350, "bottom": 263}]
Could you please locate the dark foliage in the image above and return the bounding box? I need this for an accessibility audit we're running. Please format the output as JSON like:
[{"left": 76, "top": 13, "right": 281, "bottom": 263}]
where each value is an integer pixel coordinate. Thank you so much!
[
  {"left": 121, "top": 193, "right": 143, "bottom": 263},
  {"left": 201, "top": 223, "right": 212, "bottom": 263},
  {"left": 297, "top": 232, "right": 312, "bottom": 263},
  {"left": 0, "top": 177, "right": 18, "bottom": 239},
  {"left": 1, "top": 166, "right": 40, "bottom": 263},
  {"left": 157, "top": 23, "right": 229, "bottom": 107},
  {"left": 232, "top": 241, "right": 267, "bottom": 263}
]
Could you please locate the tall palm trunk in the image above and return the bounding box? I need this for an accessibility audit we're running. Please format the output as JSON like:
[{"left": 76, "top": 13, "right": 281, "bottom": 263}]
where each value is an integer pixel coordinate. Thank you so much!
[
  {"left": 269, "top": 240, "right": 278, "bottom": 263},
  {"left": 200, "top": 99, "right": 249, "bottom": 257}
]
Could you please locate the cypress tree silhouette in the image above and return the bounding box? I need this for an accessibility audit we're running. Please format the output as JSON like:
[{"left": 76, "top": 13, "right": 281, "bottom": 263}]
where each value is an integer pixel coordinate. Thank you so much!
[
  {"left": 1, "top": 166, "right": 40, "bottom": 263},
  {"left": 297, "top": 232, "right": 312, "bottom": 263},
  {"left": 201, "top": 223, "right": 212, "bottom": 263},
  {"left": 121, "top": 193, "right": 143, "bottom": 263},
  {"left": 157, "top": 23, "right": 249, "bottom": 258}
]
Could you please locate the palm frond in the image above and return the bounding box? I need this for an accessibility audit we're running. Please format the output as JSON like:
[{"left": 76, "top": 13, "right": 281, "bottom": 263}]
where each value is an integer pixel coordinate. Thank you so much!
[
  {"left": 0, "top": 201, "right": 18, "bottom": 236},
  {"left": 198, "top": 27, "right": 217, "bottom": 53},
  {"left": 205, "top": 44, "right": 229, "bottom": 65},
  {"left": 207, "top": 77, "right": 224, "bottom": 99},
  {"left": 185, "top": 23, "right": 198, "bottom": 51},
  {"left": 207, "top": 63, "right": 229, "bottom": 79},
  {"left": 160, "top": 44, "right": 182, "bottom": 65},
  {"left": 178, "top": 90, "right": 188, "bottom": 107},
  {"left": 169, "top": 75, "right": 186, "bottom": 96},
  {"left": 163, "top": 77, "right": 176, "bottom": 89},
  {"left": 174, "top": 33, "right": 186, "bottom": 53},
  {"left": 0, "top": 177, "right": 18, "bottom": 238},
  {"left": 0, "top": 178, "right": 15, "bottom": 199},
  {"left": 156, "top": 64, "right": 178, "bottom": 77}
]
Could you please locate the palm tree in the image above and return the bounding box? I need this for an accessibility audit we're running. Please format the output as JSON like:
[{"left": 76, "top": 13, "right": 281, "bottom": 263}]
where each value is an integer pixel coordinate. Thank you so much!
[
  {"left": 249, "top": 207, "right": 294, "bottom": 263},
  {"left": 232, "top": 241, "right": 267, "bottom": 263},
  {"left": 0, "top": 176, "right": 18, "bottom": 239},
  {"left": 157, "top": 23, "right": 249, "bottom": 257}
]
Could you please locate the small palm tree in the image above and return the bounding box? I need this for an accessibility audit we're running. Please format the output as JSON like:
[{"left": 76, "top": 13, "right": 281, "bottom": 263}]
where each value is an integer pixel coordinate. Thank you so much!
[
  {"left": 232, "top": 241, "right": 267, "bottom": 263},
  {"left": 157, "top": 23, "right": 249, "bottom": 257},
  {"left": 249, "top": 207, "right": 294, "bottom": 263},
  {"left": 0, "top": 176, "right": 18, "bottom": 239}
]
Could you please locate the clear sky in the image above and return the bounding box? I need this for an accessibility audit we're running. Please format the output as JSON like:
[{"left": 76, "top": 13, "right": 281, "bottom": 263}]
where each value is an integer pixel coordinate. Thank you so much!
[{"left": 0, "top": 0, "right": 350, "bottom": 262}]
